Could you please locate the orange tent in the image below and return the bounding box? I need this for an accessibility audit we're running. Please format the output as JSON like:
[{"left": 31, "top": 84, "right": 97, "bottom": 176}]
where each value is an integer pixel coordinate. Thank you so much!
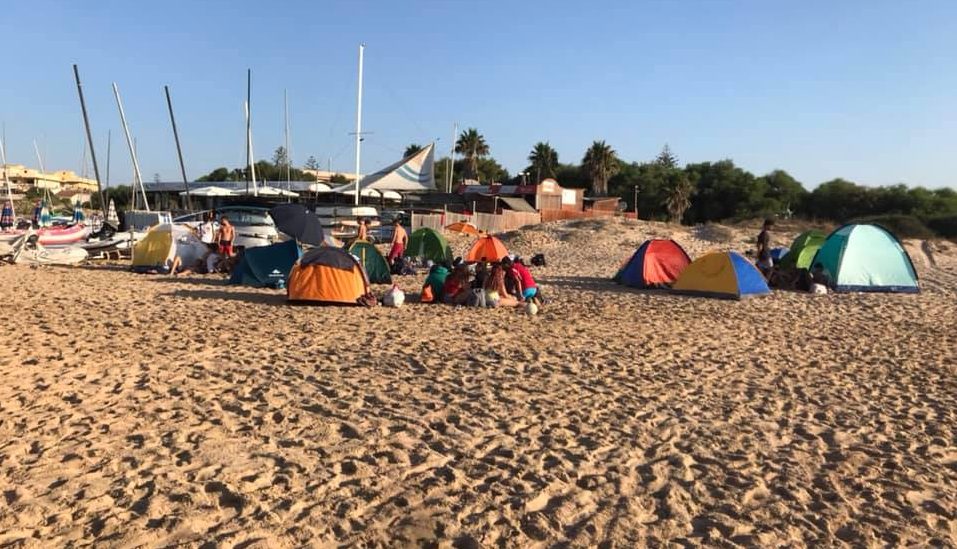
[
  {"left": 446, "top": 221, "right": 480, "bottom": 235},
  {"left": 287, "top": 247, "right": 370, "bottom": 305},
  {"left": 466, "top": 234, "right": 509, "bottom": 262}
]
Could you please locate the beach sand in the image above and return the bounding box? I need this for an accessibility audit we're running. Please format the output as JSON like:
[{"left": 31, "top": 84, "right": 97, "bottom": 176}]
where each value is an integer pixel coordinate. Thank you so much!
[{"left": 1, "top": 218, "right": 955, "bottom": 547}]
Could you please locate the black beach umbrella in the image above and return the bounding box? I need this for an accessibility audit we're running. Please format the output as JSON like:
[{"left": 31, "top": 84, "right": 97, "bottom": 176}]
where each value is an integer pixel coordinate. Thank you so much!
[{"left": 269, "top": 204, "right": 325, "bottom": 246}]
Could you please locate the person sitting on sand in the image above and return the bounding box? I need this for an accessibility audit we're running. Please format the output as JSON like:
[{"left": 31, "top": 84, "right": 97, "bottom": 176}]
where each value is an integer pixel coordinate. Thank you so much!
[
  {"left": 388, "top": 218, "right": 407, "bottom": 263},
  {"left": 472, "top": 258, "right": 489, "bottom": 289},
  {"left": 512, "top": 257, "right": 542, "bottom": 305},
  {"left": 421, "top": 262, "right": 449, "bottom": 303},
  {"left": 217, "top": 216, "right": 235, "bottom": 257},
  {"left": 500, "top": 257, "right": 523, "bottom": 301},
  {"left": 809, "top": 262, "right": 831, "bottom": 293},
  {"left": 484, "top": 263, "right": 519, "bottom": 307},
  {"left": 442, "top": 265, "right": 471, "bottom": 305}
]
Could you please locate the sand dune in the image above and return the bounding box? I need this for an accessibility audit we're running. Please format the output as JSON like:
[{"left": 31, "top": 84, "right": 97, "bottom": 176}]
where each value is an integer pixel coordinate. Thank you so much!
[{"left": 1, "top": 218, "right": 955, "bottom": 547}]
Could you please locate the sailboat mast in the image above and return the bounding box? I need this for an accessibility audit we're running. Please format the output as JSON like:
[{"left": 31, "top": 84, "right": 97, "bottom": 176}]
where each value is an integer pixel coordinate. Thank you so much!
[
  {"left": 245, "top": 101, "right": 257, "bottom": 197},
  {"left": 0, "top": 135, "right": 12, "bottom": 204},
  {"left": 165, "top": 85, "right": 192, "bottom": 210},
  {"left": 72, "top": 65, "right": 107, "bottom": 216},
  {"left": 106, "top": 130, "right": 111, "bottom": 187},
  {"left": 112, "top": 82, "right": 150, "bottom": 211},
  {"left": 33, "top": 140, "right": 45, "bottom": 172},
  {"left": 284, "top": 89, "right": 291, "bottom": 201},
  {"left": 447, "top": 122, "right": 457, "bottom": 193},
  {"left": 353, "top": 43, "right": 365, "bottom": 207},
  {"left": 245, "top": 69, "right": 256, "bottom": 196}
]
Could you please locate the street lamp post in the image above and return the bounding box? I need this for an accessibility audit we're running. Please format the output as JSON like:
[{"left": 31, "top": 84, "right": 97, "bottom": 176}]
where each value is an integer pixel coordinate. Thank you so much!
[{"left": 633, "top": 184, "right": 639, "bottom": 219}]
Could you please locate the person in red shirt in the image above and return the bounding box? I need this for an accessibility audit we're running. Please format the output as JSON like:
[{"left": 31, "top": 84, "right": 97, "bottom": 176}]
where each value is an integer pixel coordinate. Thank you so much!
[
  {"left": 512, "top": 258, "right": 540, "bottom": 303},
  {"left": 442, "top": 265, "right": 470, "bottom": 305}
]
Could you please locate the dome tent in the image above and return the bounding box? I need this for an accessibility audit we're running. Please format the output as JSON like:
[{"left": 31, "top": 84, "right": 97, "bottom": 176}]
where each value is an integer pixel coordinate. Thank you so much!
[
  {"left": 287, "top": 247, "right": 371, "bottom": 305},
  {"left": 348, "top": 240, "right": 392, "bottom": 284},
  {"left": 613, "top": 239, "right": 691, "bottom": 288},
  {"left": 811, "top": 223, "right": 918, "bottom": 293},
  {"left": 230, "top": 239, "right": 301, "bottom": 288},
  {"left": 131, "top": 223, "right": 209, "bottom": 273},
  {"left": 465, "top": 234, "right": 509, "bottom": 262},
  {"left": 778, "top": 230, "right": 827, "bottom": 270},
  {"left": 672, "top": 251, "right": 770, "bottom": 299},
  {"left": 404, "top": 227, "right": 453, "bottom": 264}
]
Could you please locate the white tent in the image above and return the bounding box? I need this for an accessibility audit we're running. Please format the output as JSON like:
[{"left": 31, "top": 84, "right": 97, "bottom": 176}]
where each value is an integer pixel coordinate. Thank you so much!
[
  {"left": 307, "top": 182, "right": 333, "bottom": 193},
  {"left": 333, "top": 143, "right": 435, "bottom": 194},
  {"left": 181, "top": 186, "right": 237, "bottom": 197}
]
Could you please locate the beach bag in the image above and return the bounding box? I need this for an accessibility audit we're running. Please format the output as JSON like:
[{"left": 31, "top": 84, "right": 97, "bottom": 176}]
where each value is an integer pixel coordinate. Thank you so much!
[
  {"left": 531, "top": 253, "right": 546, "bottom": 267},
  {"left": 383, "top": 285, "right": 405, "bottom": 307},
  {"left": 420, "top": 285, "right": 435, "bottom": 303},
  {"left": 466, "top": 288, "right": 487, "bottom": 308},
  {"left": 357, "top": 293, "right": 379, "bottom": 307}
]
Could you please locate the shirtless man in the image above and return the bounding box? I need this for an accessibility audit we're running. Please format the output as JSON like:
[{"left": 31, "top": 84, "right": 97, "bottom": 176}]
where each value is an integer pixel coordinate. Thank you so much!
[
  {"left": 356, "top": 219, "right": 369, "bottom": 241},
  {"left": 388, "top": 218, "right": 408, "bottom": 263},
  {"left": 217, "top": 216, "right": 235, "bottom": 257}
]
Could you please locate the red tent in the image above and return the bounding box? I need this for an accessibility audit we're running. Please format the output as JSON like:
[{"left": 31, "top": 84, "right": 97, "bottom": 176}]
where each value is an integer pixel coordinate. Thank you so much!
[{"left": 613, "top": 239, "right": 691, "bottom": 288}]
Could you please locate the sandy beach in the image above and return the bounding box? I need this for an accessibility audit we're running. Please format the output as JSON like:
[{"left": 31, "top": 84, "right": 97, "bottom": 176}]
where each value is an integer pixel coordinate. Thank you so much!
[{"left": 1, "top": 218, "right": 955, "bottom": 547}]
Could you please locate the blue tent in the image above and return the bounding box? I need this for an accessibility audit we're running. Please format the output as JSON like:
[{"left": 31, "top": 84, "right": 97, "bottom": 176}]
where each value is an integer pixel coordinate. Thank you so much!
[
  {"left": 811, "top": 224, "right": 919, "bottom": 293},
  {"left": 672, "top": 251, "right": 770, "bottom": 299},
  {"left": 770, "top": 247, "right": 789, "bottom": 264},
  {"left": 230, "top": 240, "right": 301, "bottom": 288}
]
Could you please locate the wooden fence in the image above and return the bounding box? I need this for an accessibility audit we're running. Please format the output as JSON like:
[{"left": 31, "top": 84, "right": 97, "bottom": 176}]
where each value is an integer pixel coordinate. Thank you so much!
[
  {"left": 411, "top": 210, "right": 541, "bottom": 234},
  {"left": 540, "top": 209, "right": 616, "bottom": 222}
]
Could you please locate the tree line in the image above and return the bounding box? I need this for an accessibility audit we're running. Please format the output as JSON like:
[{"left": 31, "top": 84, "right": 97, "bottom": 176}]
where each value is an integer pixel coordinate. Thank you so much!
[
  {"left": 180, "top": 129, "right": 957, "bottom": 238},
  {"left": 432, "top": 129, "right": 957, "bottom": 237}
]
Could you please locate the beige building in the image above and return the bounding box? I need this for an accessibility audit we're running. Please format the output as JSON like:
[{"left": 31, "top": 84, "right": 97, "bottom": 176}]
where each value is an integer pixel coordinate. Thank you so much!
[
  {"left": 2, "top": 164, "right": 99, "bottom": 196},
  {"left": 301, "top": 169, "right": 358, "bottom": 183}
]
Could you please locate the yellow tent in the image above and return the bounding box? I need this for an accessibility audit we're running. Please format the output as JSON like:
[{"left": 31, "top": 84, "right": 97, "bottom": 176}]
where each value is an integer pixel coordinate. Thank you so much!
[{"left": 131, "top": 223, "right": 208, "bottom": 270}]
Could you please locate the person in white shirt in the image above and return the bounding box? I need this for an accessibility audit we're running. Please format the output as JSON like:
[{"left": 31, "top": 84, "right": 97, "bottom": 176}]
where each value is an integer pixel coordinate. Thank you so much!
[{"left": 198, "top": 212, "right": 215, "bottom": 244}]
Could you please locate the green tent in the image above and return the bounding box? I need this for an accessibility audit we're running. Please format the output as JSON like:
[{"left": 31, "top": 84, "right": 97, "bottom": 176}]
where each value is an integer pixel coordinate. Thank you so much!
[
  {"left": 404, "top": 227, "right": 453, "bottom": 264},
  {"left": 348, "top": 240, "right": 392, "bottom": 284},
  {"left": 779, "top": 230, "right": 827, "bottom": 270}
]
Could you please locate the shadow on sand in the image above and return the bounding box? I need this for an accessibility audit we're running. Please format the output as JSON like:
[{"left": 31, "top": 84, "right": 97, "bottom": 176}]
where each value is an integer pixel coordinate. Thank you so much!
[
  {"left": 163, "top": 288, "right": 286, "bottom": 306},
  {"left": 541, "top": 275, "right": 669, "bottom": 294}
]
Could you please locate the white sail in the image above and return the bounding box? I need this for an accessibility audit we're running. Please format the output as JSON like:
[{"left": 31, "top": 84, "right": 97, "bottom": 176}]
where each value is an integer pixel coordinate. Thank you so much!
[{"left": 334, "top": 143, "right": 435, "bottom": 193}]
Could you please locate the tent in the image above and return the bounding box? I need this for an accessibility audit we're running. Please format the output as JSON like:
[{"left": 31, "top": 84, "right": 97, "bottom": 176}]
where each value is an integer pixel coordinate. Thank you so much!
[
  {"left": 348, "top": 240, "right": 392, "bottom": 284},
  {"left": 770, "top": 247, "right": 789, "bottom": 264},
  {"left": 446, "top": 221, "right": 479, "bottom": 235},
  {"left": 613, "top": 239, "right": 691, "bottom": 288},
  {"left": 672, "top": 251, "right": 770, "bottom": 299},
  {"left": 779, "top": 230, "right": 827, "bottom": 270},
  {"left": 131, "top": 223, "right": 209, "bottom": 272},
  {"left": 811, "top": 223, "right": 919, "bottom": 293},
  {"left": 230, "top": 239, "right": 301, "bottom": 287},
  {"left": 404, "top": 227, "right": 453, "bottom": 264},
  {"left": 287, "top": 246, "right": 370, "bottom": 304},
  {"left": 465, "top": 234, "right": 509, "bottom": 262}
]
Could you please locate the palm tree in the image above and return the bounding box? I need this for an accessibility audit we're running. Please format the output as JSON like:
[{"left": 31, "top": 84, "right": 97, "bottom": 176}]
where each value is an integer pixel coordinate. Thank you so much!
[
  {"left": 454, "top": 128, "right": 489, "bottom": 180},
  {"left": 581, "top": 140, "right": 619, "bottom": 196},
  {"left": 527, "top": 142, "right": 558, "bottom": 182},
  {"left": 665, "top": 174, "right": 694, "bottom": 224},
  {"left": 403, "top": 143, "right": 424, "bottom": 158}
]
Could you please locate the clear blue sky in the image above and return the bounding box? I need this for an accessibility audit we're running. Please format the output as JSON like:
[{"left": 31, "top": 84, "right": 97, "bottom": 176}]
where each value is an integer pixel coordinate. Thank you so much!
[{"left": 1, "top": 0, "right": 955, "bottom": 189}]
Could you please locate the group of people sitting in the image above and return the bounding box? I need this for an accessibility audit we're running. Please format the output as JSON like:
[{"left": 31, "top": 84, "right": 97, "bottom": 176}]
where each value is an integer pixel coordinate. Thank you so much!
[
  {"left": 755, "top": 218, "right": 831, "bottom": 294},
  {"left": 421, "top": 256, "right": 543, "bottom": 308}
]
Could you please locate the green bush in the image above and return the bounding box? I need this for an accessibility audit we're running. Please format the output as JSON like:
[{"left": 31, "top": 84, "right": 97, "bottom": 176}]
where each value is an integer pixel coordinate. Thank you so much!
[
  {"left": 925, "top": 214, "right": 957, "bottom": 239},
  {"left": 852, "top": 214, "right": 935, "bottom": 239}
]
